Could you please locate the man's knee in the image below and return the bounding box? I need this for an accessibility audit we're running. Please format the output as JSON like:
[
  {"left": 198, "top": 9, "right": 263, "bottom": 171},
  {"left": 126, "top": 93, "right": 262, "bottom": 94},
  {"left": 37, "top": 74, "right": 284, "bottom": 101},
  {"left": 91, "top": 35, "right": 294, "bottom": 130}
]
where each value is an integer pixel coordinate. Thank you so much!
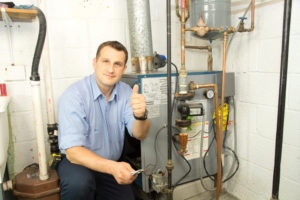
[{"left": 57, "top": 158, "right": 95, "bottom": 199}]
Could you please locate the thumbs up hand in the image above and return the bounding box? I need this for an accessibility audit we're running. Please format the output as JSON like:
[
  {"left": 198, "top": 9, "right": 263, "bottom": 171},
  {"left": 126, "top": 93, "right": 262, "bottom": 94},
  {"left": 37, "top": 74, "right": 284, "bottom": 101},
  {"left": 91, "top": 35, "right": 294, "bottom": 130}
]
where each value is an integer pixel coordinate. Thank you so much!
[{"left": 130, "top": 84, "right": 146, "bottom": 118}]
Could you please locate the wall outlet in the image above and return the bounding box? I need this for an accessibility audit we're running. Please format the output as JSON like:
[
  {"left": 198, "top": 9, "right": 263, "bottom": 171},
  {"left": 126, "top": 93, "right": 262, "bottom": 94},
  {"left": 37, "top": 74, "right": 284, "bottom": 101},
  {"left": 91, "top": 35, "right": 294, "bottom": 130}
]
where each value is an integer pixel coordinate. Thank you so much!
[{"left": 0, "top": 65, "right": 26, "bottom": 81}]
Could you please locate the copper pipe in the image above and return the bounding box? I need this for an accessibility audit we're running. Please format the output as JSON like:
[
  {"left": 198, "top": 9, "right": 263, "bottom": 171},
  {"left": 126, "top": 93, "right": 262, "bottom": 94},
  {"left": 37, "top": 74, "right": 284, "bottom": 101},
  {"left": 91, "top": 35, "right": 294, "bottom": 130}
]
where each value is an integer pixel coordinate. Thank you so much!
[
  {"left": 176, "top": 0, "right": 189, "bottom": 21},
  {"left": 189, "top": 83, "right": 220, "bottom": 168},
  {"left": 176, "top": 0, "right": 181, "bottom": 19},
  {"left": 250, "top": 0, "right": 255, "bottom": 31},
  {"left": 215, "top": 31, "right": 228, "bottom": 200},
  {"left": 185, "top": 25, "right": 237, "bottom": 37},
  {"left": 185, "top": 45, "right": 213, "bottom": 71},
  {"left": 186, "top": 0, "right": 190, "bottom": 21},
  {"left": 238, "top": 0, "right": 255, "bottom": 32},
  {"left": 181, "top": 0, "right": 186, "bottom": 70}
]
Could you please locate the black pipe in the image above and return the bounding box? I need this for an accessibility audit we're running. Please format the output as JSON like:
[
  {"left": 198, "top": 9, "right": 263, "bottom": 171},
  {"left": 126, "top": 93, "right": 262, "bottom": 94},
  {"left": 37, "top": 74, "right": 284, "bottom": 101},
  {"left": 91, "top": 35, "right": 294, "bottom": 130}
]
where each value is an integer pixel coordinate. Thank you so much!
[
  {"left": 30, "top": 6, "right": 47, "bottom": 81},
  {"left": 271, "top": 0, "right": 292, "bottom": 199},
  {"left": 166, "top": 0, "right": 173, "bottom": 191}
]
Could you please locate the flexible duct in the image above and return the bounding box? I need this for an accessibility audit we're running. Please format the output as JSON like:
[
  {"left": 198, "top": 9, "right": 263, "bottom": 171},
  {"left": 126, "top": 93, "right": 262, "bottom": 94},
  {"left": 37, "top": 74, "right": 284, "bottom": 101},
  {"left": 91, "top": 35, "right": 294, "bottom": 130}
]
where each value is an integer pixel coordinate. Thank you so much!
[
  {"left": 30, "top": 7, "right": 46, "bottom": 81},
  {"left": 127, "top": 0, "right": 154, "bottom": 73}
]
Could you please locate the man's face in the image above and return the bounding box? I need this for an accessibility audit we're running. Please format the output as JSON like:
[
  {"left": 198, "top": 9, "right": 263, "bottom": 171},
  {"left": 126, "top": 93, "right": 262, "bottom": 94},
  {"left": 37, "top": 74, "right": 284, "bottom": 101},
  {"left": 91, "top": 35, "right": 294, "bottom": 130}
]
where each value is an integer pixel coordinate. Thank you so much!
[{"left": 93, "top": 46, "right": 127, "bottom": 90}]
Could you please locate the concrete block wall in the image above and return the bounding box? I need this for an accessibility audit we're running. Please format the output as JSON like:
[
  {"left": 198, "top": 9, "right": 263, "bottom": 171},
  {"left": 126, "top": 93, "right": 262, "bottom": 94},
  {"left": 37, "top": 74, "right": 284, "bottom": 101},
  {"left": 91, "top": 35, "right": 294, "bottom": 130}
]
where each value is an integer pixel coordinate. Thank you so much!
[
  {"left": 225, "top": 1, "right": 300, "bottom": 200},
  {"left": 0, "top": 0, "right": 299, "bottom": 199}
]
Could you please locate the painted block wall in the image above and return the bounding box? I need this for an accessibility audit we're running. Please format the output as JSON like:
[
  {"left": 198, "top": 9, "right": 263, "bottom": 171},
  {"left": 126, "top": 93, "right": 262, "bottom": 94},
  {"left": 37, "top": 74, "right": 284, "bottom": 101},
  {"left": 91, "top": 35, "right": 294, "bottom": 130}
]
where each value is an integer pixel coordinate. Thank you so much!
[
  {"left": 225, "top": 1, "right": 300, "bottom": 200},
  {"left": 0, "top": 0, "right": 299, "bottom": 200}
]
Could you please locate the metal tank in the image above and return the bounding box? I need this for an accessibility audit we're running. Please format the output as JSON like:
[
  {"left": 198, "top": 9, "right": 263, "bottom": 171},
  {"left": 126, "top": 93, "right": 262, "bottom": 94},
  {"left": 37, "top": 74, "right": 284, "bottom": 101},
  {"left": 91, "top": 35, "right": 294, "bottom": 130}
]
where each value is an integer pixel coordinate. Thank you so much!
[
  {"left": 190, "top": 0, "right": 231, "bottom": 40},
  {"left": 127, "top": 0, "right": 154, "bottom": 74}
]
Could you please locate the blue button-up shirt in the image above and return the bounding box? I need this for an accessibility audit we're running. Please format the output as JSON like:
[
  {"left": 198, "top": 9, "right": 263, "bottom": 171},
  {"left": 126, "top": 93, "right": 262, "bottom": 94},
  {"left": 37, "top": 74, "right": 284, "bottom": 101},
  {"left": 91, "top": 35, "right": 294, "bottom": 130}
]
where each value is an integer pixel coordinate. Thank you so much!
[{"left": 58, "top": 74, "right": 135, "bottom": 161}]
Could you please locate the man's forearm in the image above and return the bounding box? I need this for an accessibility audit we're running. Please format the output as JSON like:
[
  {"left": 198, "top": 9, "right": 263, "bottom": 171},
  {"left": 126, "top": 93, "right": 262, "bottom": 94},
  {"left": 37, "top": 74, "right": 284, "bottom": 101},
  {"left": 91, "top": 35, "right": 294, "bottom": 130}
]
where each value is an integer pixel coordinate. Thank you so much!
[
  {"left": 132, "top": 119, "right": 150, "bottom": 140},
  {"left": 66, "top": 146, "right": 117, "bottom": 174}
]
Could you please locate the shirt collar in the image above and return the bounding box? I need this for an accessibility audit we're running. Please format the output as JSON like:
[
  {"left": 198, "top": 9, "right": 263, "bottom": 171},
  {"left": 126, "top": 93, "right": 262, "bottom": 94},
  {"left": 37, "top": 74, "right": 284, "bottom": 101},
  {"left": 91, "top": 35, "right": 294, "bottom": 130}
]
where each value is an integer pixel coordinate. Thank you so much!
[{"left": 91, "top": 74, "right": 119, "bottom": 101}]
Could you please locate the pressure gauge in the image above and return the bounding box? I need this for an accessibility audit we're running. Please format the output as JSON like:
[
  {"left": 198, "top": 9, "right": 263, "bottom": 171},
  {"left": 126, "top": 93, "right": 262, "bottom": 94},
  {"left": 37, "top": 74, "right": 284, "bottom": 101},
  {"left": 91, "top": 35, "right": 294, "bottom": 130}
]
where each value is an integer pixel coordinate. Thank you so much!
[{"left": 205, "top": 89, "right": 215, "bottom": 99}]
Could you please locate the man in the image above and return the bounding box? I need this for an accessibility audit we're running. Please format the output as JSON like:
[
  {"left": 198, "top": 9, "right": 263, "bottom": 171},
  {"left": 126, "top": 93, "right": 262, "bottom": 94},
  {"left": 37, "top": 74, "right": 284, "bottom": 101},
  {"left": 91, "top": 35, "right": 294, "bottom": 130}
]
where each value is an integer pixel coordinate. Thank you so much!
[{"left": 57, "top": 41, "right": 150, "bottom": 200}]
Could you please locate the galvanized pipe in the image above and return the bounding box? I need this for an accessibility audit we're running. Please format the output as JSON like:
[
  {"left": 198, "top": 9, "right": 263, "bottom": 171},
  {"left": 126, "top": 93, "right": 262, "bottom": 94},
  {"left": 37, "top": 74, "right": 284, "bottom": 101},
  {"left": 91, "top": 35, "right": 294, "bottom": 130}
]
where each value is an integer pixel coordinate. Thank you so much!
[
  {"left": 166, "top": 0, "right": 174, "bottom": 199},
  {"left": 271, "top": 0, "right": 292, "bottom": 199},
  {"left": 127, "top": 0, "right": 153, "bottom": 73}
]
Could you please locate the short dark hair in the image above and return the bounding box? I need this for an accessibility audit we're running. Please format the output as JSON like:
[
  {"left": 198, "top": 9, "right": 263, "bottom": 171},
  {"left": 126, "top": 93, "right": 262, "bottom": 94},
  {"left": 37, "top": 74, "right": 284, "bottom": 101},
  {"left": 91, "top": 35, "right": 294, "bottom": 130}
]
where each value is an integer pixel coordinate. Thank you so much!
[{"left": 96, "top": 41, "right": 128, "bottom": 64}]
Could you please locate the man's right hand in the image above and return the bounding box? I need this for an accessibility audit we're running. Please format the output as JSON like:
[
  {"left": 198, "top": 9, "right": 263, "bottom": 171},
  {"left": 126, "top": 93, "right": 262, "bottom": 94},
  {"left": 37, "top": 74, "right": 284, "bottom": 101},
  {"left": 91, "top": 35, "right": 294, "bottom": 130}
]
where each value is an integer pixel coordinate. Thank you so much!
[{"left": 111, "top": 162, "right": 137, "bottom": 184}]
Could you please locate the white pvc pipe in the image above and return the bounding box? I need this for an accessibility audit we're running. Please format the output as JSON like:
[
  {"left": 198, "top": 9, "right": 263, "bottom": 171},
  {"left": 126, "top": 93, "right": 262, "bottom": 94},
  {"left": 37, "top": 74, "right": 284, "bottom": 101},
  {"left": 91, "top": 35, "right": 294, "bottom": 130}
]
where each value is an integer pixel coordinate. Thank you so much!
[
  {"left": 31, "top": 81, "right": 48, "bottom": 180},
  {"left": 38, "top": 1, "right": 56, "bottom": 125}
]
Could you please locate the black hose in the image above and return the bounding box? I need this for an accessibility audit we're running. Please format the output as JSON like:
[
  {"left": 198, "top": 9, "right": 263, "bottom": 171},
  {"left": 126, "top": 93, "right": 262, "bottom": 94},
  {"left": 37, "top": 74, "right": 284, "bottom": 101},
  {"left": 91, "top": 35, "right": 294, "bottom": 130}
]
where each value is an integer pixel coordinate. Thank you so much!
[
  {"left": 30, "top": 6, "right": 47, "bottom": 81},
  {"left": 271, "top": 0, "right": 292, "bottom": 199}
]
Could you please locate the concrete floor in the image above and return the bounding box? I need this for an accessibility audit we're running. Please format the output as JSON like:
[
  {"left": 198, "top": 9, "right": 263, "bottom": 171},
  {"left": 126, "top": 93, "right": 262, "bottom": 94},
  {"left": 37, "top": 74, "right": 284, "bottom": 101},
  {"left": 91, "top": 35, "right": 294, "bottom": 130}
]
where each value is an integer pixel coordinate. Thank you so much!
[
  {"left": 187, "top": 191, "right": 239, "bottom": 200},
  {"left": 133, "top": 178, "right": 240, "bottom": 200}
]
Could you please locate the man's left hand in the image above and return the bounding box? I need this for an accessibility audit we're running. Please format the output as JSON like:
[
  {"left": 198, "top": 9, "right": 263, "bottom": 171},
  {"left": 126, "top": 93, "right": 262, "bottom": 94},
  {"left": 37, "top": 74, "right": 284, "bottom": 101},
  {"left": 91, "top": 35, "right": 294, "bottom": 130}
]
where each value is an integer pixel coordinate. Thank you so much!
[{"left": 130, "top": 84, "right": 146, "bottom": 118}]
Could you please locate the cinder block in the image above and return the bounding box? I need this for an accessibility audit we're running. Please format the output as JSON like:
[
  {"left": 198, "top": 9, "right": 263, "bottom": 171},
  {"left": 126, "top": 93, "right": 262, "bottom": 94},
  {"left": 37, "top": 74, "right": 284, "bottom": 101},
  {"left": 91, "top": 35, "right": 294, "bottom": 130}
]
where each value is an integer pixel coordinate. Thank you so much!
[
  {"left": 279, "top": 177, "right": 300, "bottom": 200},
  {"left": 248, "top": 134, "right": 275, "bottom": 170},
  {"left": 13, "top": 141, "right": 38, "bottom": 175},
  {"left": 248, "top": 72, "right": 279, "bottom": 106},
  {"left": 10, "top": 111, "right": 35, "bottom": 143},
  {"left": 48, "top": 19, "right": 89, "bottom": 49},
  {"left": 283, "top": 110, "right": 300, "bottom": 147},
  {"left": 288, "top": 36, "right": 300, "bottom": 73},
  {"left": 5, "top": 81, "right": 32, "bottom": 112},
  {"left": 247, "top": 163, "right": 272, "bottom": 198},
  {"left": 286, "top": 75, "right": 300, "bottom": 110},
  {"left": 281, "top": 144, "right": 300, "bottom": 182},
  {"left": 235, "top": 102, "right": 256, "bottom": 159},
  {"left": 256, "top": 105, "right": 277, "bottom": 140},
  {"left": 257, "top": 37, "right": 282, "bottom": 73},
  {"left": 87, "top": 19, "right": 126, "bottom": 48},
  {"left": 50, "top": 47, "right": 91, "bottom": 79}
]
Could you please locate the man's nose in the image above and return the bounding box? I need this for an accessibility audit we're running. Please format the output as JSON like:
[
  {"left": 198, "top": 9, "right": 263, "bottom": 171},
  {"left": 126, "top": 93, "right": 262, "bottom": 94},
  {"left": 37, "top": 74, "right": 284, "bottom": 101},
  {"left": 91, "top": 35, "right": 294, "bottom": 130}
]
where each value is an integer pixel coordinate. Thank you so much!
[{"left": 108, "top": 64, "right": 114, "bottom": 73}]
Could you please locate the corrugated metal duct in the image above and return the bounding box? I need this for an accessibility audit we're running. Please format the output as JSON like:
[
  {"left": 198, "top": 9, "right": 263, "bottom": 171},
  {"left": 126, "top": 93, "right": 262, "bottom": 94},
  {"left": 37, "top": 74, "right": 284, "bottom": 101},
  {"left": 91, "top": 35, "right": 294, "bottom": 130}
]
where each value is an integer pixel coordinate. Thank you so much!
[{"left": 127, "top": 0, "right": 154, "bottom": 73}]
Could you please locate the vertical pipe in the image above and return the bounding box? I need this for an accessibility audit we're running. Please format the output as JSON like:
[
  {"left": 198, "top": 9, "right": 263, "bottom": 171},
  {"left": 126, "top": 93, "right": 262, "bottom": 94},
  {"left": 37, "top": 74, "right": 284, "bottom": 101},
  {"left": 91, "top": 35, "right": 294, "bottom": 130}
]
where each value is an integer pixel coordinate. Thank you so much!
[
  {"left": 179, "top": 0, "right": 188, "bottom": 94},
  {"left": 30, "top": 6, "right": 49, "bottom": 180},
  {"left": 127, "top": 0, "right": 153, "bottom": 73},
  {"left": 38, "top": 1, "right": 59, "bottom": 156},
  {"left": 166, "top": 0, "right": 173, "bottom": 197},
  {"left": 271, "top": 0, "right": 292, "bottom": 199},
  {"left": 31, "top": 81, "right": 48, "bottom": 180},
  {"left": 216, "top": 32, "right": 227, "bottom": 200},
  {"left": 180, "top": 0, "right": 186, "bottom": 69},
  {"left": 250, "top": 0, "right": 255, "bottom": 31}
]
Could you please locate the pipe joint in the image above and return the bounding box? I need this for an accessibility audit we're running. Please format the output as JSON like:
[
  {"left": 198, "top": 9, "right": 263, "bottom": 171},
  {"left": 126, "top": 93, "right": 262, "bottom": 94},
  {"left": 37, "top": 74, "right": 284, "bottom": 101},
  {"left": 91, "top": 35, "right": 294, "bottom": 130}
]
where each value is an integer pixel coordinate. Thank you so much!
[{"left": 166, "top": 160, "right": 174, "bottom": 171}]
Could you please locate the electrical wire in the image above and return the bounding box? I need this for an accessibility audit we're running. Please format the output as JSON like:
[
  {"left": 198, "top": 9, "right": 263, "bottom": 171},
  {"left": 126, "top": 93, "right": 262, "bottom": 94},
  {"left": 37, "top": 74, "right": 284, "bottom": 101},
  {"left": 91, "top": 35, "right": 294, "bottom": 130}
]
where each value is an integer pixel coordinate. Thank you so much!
[
  {"left": 144, "top": 125, "right": 167, "bottom": 176},
  {"left": 171, "top": 62, "right": 179, "bottom": 114},
  {"left": 202, "top": 101, "right": 240, "bottom": 183},
  {"left": 172, "top": 137, "right": 192, "bottom": 188}
]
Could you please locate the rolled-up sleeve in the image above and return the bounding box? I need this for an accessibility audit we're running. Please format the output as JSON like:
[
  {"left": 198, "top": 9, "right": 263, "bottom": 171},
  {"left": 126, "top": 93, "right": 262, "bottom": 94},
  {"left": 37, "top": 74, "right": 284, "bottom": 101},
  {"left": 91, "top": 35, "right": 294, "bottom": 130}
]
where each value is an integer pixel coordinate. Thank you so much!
[
  {"left": 58, "top": 88, "right": 89, "bottom": 153},
  {"left": 123, "top": 88, "right": 135, "bottom": 137}
]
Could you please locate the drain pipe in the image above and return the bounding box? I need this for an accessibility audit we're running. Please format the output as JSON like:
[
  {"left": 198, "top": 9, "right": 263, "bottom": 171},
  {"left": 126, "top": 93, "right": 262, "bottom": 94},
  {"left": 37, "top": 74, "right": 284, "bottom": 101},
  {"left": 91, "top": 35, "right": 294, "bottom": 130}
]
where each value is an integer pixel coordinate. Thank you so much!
[
  {"left": 166, "top": 1, "right": 174, "bottom": 199},
  {"left": 38, "top": 1, "right": 60, "bottom": 163},
  {"left": 271, "top": 0, "right": 292, "bottom": 199},
  {"left": 30, "top": 6, "right": 48, "bottom": 180}
]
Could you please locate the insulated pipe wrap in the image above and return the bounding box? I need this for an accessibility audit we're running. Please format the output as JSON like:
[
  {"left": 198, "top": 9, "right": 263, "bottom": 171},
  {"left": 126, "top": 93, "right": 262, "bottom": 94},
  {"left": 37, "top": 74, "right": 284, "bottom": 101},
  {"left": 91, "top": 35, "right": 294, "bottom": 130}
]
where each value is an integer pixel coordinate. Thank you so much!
[{"left": 127, "top": 0, "right": 154, "bottom": 73}]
